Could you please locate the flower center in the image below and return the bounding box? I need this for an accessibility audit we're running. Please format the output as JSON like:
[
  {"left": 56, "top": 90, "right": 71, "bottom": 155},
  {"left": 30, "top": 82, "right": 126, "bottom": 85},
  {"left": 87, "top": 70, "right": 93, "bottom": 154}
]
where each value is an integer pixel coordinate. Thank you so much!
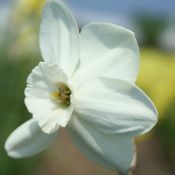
[{"left": 51, "top": 83, "right": 71, "bottom": 106}]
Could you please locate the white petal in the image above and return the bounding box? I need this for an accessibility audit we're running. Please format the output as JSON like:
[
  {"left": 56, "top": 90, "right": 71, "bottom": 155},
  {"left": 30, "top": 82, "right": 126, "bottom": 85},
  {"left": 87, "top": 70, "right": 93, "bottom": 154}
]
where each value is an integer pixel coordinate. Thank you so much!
[
  {"left": 67, "top": 115, "right": 135, "bottom": 174},
  {"left": 5, "top": 119, "right": 57, "bottom": 158},
  {"left": 74, "top": 78, "right": 158, "bottom": 136},
  {"left": 71, "top": 23, "right": 139, "bottom": 88},
  {"left": 40, "top": 0, "right": 79, "bottom": 77},
  {"left": 25, "top": 62, "right": 73, "bottom": 134}
]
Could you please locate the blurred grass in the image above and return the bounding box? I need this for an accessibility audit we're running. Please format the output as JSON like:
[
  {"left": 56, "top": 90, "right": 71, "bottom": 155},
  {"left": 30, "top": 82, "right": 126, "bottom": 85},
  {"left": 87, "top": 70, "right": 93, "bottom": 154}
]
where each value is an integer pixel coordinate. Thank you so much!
[
  {"left": 156, "top": 99, "right": 175, "bottom": 167},
  {"left": 0, "top": 48, "right": 41, "bottom": 175}
]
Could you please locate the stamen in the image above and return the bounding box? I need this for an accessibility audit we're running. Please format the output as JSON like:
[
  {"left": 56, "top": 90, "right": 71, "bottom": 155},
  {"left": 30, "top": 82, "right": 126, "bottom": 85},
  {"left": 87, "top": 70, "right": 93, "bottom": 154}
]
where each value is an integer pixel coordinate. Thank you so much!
[{"left": 51, "top": 83, "right": 71, "bottom": 105}]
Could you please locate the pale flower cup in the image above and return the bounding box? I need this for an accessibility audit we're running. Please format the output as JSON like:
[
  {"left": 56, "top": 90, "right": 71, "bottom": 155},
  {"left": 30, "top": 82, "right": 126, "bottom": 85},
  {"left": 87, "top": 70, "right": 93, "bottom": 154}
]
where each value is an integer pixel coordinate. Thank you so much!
[{"left": 5, "top": 0, "right": 158, "bottom": 174}]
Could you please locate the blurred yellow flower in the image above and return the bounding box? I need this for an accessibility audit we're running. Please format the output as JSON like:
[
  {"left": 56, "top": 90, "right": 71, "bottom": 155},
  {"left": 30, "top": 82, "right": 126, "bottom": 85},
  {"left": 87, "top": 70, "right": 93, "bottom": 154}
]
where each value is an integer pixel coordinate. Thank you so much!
[
  {"left": 137, "top": 48, "right": 175, "bottom": 117},
  {"left": 14, "top": 0, "right": 45, "bottom": 17},
  {"left": 9, "top": 0, "right": 45, "bottom": 57}
]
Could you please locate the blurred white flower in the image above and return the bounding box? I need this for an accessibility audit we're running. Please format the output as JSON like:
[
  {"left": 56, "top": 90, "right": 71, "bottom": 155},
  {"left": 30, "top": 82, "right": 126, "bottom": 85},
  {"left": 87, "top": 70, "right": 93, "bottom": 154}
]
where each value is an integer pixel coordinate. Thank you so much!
[{"left": 5, "top": 0, "right": 158, "bottom": 174}]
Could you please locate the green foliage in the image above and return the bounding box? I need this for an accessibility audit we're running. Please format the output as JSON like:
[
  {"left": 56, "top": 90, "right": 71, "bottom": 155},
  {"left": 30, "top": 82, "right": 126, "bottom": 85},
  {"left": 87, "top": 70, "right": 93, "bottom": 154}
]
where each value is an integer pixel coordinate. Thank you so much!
[
  {"left": 156, "top": 98, "right": 175, "bottom": 164},
  {"left": 136, "top": 15, "right": 167, "bottom": 47},
  {"left": 0, "top": 50, "right": 41, "bottom": 175}
]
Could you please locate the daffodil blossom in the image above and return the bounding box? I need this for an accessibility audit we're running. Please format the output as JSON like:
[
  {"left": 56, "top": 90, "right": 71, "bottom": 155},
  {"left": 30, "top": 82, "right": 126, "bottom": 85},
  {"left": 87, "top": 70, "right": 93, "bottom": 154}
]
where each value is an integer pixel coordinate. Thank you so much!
[{"left": 5, "top": 0, "right": 158, "bottom": 174}]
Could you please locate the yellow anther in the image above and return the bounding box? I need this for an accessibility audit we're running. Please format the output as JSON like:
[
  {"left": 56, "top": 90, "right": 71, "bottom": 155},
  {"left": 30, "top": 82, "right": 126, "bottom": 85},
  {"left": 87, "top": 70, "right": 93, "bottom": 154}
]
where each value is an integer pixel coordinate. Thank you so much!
[{"left": 51, "top": 92, "right": 61, "bottom": 100}]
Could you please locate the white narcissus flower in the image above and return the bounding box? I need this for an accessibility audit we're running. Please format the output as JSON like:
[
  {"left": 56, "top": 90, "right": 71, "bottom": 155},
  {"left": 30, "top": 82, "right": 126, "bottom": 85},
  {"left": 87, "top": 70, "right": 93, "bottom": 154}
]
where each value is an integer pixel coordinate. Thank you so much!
[{"left": 5, "top": 0, "right": 158, "bottom": 174}]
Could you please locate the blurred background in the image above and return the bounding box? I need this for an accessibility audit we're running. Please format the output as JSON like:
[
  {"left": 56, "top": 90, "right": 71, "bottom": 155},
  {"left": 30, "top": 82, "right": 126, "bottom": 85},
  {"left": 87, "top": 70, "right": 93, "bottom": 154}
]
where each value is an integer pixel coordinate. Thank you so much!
[{"left": 0, "top": 0, "right": 175, "bottom": 174}]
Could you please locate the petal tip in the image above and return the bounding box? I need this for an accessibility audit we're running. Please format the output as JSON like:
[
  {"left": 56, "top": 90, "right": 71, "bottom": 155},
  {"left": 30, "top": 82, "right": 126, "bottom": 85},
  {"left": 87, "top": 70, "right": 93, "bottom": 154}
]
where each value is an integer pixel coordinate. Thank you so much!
[
  {"left": 4, "top": 137, "right": 21, "bottom": 159},
  {"left": 5, "top": 150, "right": 21, "bottom": 159}
]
